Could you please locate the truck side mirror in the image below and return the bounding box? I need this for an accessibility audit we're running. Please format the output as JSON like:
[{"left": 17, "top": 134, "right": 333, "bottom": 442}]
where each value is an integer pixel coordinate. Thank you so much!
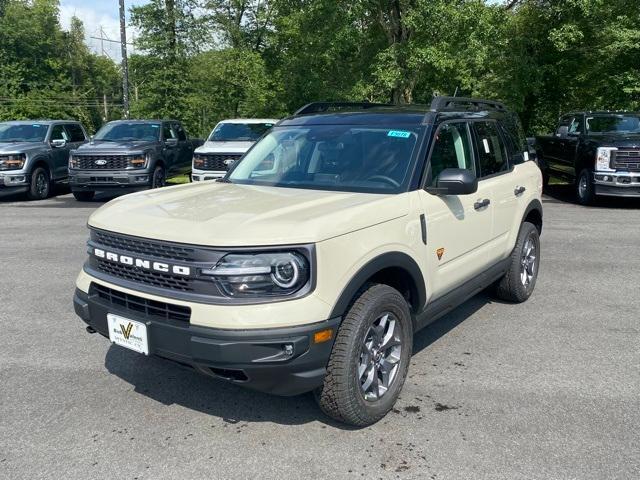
[
  {"left": 426, "top": 168, "right": 478, "bottom": 195},
  {"left": 556, "top": 126, "right": 569, "bottom": 138}
]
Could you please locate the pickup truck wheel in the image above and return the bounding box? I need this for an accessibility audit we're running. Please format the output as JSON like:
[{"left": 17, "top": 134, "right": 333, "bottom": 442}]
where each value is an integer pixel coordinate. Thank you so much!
[
  {"left": 316, "top": 283, "right": 412, "bottom": 427},
  {"left": 72, "top": 191, "right": 95, "bottom": 201},
  {"left": 151, "top": 165, "right": 166, "bottom": 189},
  {"left": 576, "top": 168, "right": 595, "bottom": 205},
  {"left": 27, "top": 167, "right": 50, "bottom": 200},
  {"left": 494, "top": 221, "right": 540, "bottom": 303}
]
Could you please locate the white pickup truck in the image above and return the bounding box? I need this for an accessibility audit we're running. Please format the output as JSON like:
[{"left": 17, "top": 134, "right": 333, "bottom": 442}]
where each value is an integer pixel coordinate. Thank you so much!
[{"left": 191, "top": 118, "right": 278, "bottom": 181}]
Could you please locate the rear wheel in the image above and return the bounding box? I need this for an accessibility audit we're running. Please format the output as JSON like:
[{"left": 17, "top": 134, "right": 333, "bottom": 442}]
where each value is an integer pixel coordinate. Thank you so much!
[
  {"left": 576, "top": 168, "right": 595, "bottom": 205},
  {"left": 316, "top": 283, "right": 413, "bottom": 427},
  {"left": 151, "top": 165, "right": 166, "bottom": 189},
  {"left": 27, "top": 167, "right": 50, "bottom": 200},
  {"left": 72, "top": 190, "right": 95, "bottom": 201},
  {"left": 494, "top": 221, "right": 540, "bottom": 303}
]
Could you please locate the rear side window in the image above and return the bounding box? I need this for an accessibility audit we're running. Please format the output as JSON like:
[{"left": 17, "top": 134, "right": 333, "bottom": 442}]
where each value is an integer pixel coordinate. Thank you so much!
[
  {"left": 472, "top": 122, "right": 509, "bottom": 177},
  {"left": 428, "top": 122, "right": 475, "bottom": 186},
  {"left": 65, "top": 124, "right": 86, "bottom": 142}
]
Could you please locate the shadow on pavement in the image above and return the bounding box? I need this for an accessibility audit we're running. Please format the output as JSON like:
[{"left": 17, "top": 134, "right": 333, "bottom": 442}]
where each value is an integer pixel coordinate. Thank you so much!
[{"left": 104, "top": 292, "right": 494, "bottom": 428}]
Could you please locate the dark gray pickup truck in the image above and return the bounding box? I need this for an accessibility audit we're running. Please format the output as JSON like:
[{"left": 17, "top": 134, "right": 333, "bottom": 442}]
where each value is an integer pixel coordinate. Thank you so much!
[
  {"left": 0, "top": 120, "right": 88, "bottom": 200},
  {"left": 69, "top": 120, "right": 203, "bottom": 201},
  {"left": 536, "top": 111, "right": 640, "bottom": 204}
]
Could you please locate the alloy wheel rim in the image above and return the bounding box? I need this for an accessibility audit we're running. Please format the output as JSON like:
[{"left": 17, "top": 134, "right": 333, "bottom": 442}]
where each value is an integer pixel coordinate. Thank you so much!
[
  {"left": 36, "top": 173, "right": 47, "bottom": 197},
  {"left": 520, "top": 235, "right": 537, "bottom": 287},
  {"left": 578, "top": 173, "right": 588, "bottom": 199},
  {"left": 154, "top": 170, "right": 165, "bottom": 188},
  {"left": 358, "top": 312, "right": 402, "bottom": 401}
]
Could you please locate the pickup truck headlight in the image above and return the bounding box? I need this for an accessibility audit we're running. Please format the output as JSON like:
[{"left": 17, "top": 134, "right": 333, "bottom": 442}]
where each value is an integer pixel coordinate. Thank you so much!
[
  {"left": 128, "top": 154, "right": 148, "bottom": 169},
  {"left": 203, "top": 251, "right": 310, "bottom": 298},
  {"left": 193, "top": 154, "right": 205, "bottom": 169},
  {"left": 595, "top": 147, "right": 616, "bottom": 172},
  {"left": 0, "top": 154, "right": 26, "bottom": 171}
]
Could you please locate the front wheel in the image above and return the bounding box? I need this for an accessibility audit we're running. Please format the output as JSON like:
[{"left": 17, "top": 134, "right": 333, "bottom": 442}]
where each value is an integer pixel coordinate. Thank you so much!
[
  {"left": 576, "top": 168, "right": 595, "bottom": 205},
  {"left": 151, "top": 165, "right": 166, "bottom": 189},
  {"left": 494, "top": 221, "right": 540, "bottom": 303},
  {"left": 316, "top": 283, "right": 413, "bottom": 427},
  {"left": 27, "top": 167, "right": 50, "bottom": 200}
]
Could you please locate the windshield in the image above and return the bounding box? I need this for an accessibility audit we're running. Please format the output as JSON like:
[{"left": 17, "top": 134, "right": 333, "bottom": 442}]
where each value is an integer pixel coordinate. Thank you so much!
[
  {"left": 227, "top": 125, "right": 420, "bottom": 193},
  {"left": 209, "top": 122, "right": 274, "bottom": 142},
  {"left": 94, "top": 122, "right": 161, "bottom": 142},
  {"left": 0, "top": 123, "right": 48, "bottom": 142},
  {"left": 586, "top": 115, "right": 640, "bottom": 134}
]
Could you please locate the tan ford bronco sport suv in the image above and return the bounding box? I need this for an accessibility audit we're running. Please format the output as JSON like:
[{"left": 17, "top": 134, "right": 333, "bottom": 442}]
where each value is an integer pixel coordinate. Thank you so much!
[{"left": 74, "top": 98, "right": 543, "bottom": 426}]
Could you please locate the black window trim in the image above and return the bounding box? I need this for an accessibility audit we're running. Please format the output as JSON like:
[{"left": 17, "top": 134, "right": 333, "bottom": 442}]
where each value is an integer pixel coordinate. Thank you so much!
[
  {"left": 469, "top": 119, "right": 513, "bottom": 182},
  {"left": 420, "top": 119, "right": 475, "bottom": 190}
]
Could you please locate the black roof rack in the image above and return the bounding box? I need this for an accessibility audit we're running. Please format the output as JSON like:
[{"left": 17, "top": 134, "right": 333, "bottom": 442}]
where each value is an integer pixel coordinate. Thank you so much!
[
  {"left": 430, "top": 96, "right": 506, "bottom": 112},
  {"left": 294, "top": 102, "right": 392, "bottom": 115}
]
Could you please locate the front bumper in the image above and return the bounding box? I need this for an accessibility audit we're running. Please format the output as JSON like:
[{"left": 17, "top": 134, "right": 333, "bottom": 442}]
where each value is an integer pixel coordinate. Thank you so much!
[
  {"left": 0, "top": 173, "right": 29, "bottom": 197},
  {"left": 69, "top": 170, "right": 151, "bottom": 190},
  {"left": 73, "top": 288, "right": 340, "bottom": 396},
  {"left": 593, "top": 172, "right": 640, "bottom": 197},
  {"left": 191, "top": 168, "right": 225, "bottom": 182}
]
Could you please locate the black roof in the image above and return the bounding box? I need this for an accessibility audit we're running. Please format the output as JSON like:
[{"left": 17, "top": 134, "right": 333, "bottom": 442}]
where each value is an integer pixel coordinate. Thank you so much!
[{"left": 280, "top": 97, "right": 510, "bottom": 127}]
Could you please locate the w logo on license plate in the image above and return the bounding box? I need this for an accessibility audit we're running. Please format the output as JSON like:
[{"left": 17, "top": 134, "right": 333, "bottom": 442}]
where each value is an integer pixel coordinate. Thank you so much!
[{"left": 120, "top": 322, "right": 134, "bottom": 339}]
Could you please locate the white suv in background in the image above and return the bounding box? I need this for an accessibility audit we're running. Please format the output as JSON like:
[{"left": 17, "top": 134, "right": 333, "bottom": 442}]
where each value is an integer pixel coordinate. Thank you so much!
[{"left": 191, "top": 118, "right": 278, "bottom": 181}]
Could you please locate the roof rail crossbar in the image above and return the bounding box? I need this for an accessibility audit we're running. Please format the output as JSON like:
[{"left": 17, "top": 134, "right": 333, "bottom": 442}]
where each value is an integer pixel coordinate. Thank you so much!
[
  {"left": 430, "top": 96, "right": 506, "bottom": 112},
  {"left": 294, "top": 102, "right": 392, "bottom": 115}
]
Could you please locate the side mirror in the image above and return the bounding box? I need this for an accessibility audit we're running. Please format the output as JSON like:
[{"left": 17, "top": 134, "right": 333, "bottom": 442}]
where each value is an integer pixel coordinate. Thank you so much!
[
  {"left": 51, "top": 138, "right": 66, "bottom": 148},
  {"left": 556, "top": 126, "right": 569, "bottom": 138},
  {"left": 426, "top": 168, "right": 478, "bottom": 195},
  {"left": 165, "top": 138, "right": 178, "bottom": 147}
]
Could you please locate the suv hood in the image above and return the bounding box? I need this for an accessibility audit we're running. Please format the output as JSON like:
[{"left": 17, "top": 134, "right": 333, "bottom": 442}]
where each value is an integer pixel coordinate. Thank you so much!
[
  {"left": 88, "top": 182, "right": 409, "bottom": 246},
  {"left": 0, "top": 142, "right": 45, "bottom": 154},
  {"left": 195, "top": 141, "right": 254, "bottom": 155},
  {"left": 75, "top": 140, "right": 157, "bottom": 153}
]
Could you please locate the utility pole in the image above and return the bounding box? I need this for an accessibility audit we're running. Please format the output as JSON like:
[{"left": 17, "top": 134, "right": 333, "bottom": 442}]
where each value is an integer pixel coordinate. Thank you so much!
[{"left": 119, "top": 0, "right": 130, "bottom": 119}]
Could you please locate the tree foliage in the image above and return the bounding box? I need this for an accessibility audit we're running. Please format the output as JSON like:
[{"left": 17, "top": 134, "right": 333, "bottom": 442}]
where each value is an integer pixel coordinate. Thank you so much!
[{"left": 0, "top": 0, "right": 639, "bottom": 137}]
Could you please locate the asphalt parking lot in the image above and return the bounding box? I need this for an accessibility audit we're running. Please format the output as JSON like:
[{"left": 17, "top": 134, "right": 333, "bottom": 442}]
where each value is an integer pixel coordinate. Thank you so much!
[{"left": 1, "top": 187, "right": 639, "bottom": 480}]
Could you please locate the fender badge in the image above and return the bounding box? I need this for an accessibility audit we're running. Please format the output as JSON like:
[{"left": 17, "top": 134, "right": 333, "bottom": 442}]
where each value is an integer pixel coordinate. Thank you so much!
[{"left": 436, "top": 248, "right": 445, "bottom": 260}]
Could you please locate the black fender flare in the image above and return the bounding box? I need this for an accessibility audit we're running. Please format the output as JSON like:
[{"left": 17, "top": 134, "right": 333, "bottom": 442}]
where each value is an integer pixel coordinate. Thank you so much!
[
  {"left": 521, "top": 198, "right": 543, "bottom": 233},
  {"left": 329, "top": 251, "right": 427, "bottom": 318},
  {"left": 29, "top": 155, "right": 54, "bottom": 178}
]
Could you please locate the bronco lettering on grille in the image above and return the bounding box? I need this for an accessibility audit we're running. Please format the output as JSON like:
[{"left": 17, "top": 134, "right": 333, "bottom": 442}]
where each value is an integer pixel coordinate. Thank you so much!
[{"left": 93, "top": 248, "right": 191, "bottom": 276}]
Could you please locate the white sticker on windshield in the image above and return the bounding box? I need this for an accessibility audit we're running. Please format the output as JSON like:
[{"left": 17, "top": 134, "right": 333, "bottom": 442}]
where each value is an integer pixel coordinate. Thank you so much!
[
  {"left": 151, "top": 125, "right": 160, "bottom": 128},
  {"left": 482, "top": 138, "right": 490, "bottom": 154},
  {"left": 524, "top": 151, "right": 529, "bottom": 161}
]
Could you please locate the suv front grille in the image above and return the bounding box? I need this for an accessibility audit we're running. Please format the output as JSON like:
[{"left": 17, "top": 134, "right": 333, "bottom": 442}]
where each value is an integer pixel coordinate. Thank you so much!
[
  {"left": 95, "top": 259, "right": 193, "bottom": 292},
  {"left": 195, "top": 154, "right": 242, "bottom": 171},
  {"left": 613, "top": 150, "right": 640, "bottom": 172},
  {"left": 93, "top": 230, "right": 196, "bottom": 261},
  {"left": 90, "top": 283, "right": 191, "bottom": 322},
  {"left": 73, "top": 155, "right": 138, "bottom": 170}
]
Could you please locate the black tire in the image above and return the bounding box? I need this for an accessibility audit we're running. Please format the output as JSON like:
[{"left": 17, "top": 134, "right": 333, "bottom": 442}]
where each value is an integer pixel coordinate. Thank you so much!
[
  {"left": 151, "top": 165, "right": 166, "bottom": 189},
  {"left": 316, "top": 283, "right": 413, "bottom": 427},
  {"left": 494, "top": 222, "right": 540, "bottom": 303},
  {"left": 72, "top": 190, "right": 95, "bottom": 201},
  {"left": 27, "top": 167, "right": 50, "bottom": 200},
  {"left": 576, "top": 168, "right": 595, "bottom": 205}
]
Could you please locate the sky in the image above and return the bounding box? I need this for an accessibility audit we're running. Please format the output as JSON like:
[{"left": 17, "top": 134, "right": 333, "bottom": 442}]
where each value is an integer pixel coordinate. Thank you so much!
[{"left": 59, "top": 0, "right": 148, "bottom": 62}]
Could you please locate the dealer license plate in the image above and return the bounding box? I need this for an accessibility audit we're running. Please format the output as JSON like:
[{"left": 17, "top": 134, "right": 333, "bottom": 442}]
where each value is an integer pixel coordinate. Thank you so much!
[{"left": 107, "top": 314, "right": 149, "bottom": 355}]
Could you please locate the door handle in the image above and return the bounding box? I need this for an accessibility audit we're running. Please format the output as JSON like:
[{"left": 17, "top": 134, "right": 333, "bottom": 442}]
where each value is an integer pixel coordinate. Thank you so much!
[
  {"left": 474, "top": 198, "right": 491, "bottom": 210},
  {"left": 514, "top": 186, "right": 526, "bottom": 196}
]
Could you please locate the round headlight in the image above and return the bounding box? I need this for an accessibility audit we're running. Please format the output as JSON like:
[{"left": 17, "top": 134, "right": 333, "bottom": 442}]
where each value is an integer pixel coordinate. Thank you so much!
[{"left": 272, "top": 257, "right": 301, "bottom": 288}]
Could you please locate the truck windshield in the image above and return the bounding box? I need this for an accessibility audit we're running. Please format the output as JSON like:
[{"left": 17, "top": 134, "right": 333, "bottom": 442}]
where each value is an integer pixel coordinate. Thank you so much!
[
  {"left": 586, "top": 115, "right": 640, "bottom": 134},
  {"left": 209, "top": 122, "right": 274, "bottom": 142},
  {"left": 0, "top": 123, "right": 48, "bottom": 142},
  {"left": 227, "top": 125, "right": 420, "bottom": 193},
  {"left": 94, "top": 122, "right": 161, "bottom": 142}
]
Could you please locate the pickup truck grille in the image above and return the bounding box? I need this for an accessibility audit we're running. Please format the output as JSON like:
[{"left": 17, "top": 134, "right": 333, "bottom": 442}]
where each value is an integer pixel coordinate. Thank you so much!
[
  {"left": 194, "top": 153, "right": 242, "bottom": 171},
  {"left": 90, "top": 283, "right": 191, "bottom": 322},
  {"left": 613, "top": 150, "right": 640, "bottom": 172},
  {"left": 73, "top": 155, "right": 136, "bottom": 170}
]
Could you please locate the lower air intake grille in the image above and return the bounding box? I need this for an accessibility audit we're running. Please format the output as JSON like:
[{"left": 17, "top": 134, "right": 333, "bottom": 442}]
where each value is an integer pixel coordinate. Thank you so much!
[{"left": 90, "top": 283, "right": 191, "bottom": 322}]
